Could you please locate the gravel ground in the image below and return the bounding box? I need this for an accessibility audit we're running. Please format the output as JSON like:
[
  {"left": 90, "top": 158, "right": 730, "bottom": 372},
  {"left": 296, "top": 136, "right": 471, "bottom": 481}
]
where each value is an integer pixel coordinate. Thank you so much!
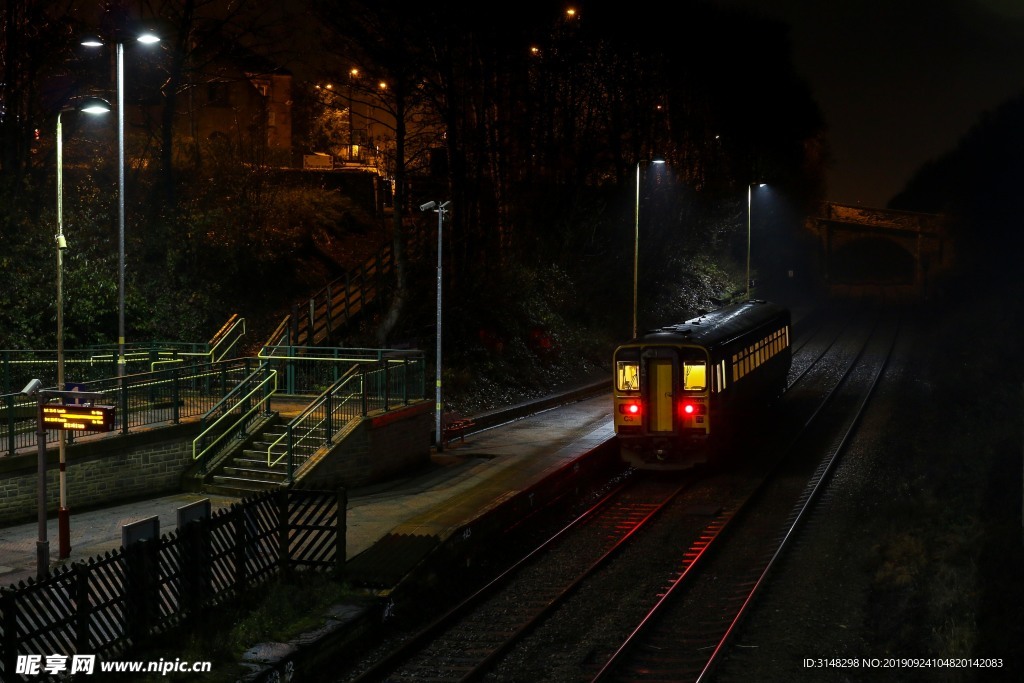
[{"left": 712, "top": 288, "right": 1024, "bottom": 681}]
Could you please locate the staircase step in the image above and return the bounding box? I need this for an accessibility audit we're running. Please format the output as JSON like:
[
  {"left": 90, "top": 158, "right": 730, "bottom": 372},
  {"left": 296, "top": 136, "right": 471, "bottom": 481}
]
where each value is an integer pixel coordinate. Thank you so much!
[
  {"left": 239, "top": 448, "right": 288, "bottom": 458},
  {"left": 200, "top": 398, "right": 353, "bottom": 498},
  {"left": 222, "top": 466, "right": 289, "bottom": 482},
  {"left": 210, "top": 475, "right": 283, "bottom": 493}
]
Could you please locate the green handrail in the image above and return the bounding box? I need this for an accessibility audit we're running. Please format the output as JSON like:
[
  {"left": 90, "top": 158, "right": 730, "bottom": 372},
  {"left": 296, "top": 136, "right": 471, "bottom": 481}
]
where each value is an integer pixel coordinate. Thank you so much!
[
  {"left": 192, "top": 367, "right": 277, "bottom": 466},
  {"left": 266, "top": 365, "right": 362, "bottom": 469}
]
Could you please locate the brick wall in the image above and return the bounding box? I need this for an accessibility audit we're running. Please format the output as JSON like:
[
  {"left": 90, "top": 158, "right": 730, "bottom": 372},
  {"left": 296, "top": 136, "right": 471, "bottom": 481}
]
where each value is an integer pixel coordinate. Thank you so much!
[
  {"left": 0, "top": 403, "right": 435, "bottom": 525},
  {"left": 299, "top": 402, "right": 433, "bottom": 489},
  {"left": 0, "top": 424, "right": 202, "bottom": 526}
]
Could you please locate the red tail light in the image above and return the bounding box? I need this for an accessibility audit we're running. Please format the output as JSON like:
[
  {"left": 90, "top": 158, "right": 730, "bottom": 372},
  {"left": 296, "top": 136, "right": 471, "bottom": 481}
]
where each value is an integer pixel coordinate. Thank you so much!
[
  {"left": 679, "top": 401, "right": 705, "bottom": 416},
  {"left": 619, "top": 401, "right": 642, "bottom": 415}
]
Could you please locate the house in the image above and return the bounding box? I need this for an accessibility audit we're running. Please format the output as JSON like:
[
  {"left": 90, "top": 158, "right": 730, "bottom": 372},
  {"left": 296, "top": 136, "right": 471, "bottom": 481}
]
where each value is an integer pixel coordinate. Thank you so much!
[{"left": 173, "top": 38, "right": 293, "bottom": 166}]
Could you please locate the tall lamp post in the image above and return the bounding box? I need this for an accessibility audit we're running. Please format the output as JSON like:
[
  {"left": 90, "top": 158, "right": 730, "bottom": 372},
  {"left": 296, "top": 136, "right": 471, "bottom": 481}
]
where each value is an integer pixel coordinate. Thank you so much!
[
  {"left": 18, "top": 379, "right": 46, "bottom": 577},
  {"left": 633, "top": 159, "right": 665, "bottom": 339},
  {"left": 82, "top": 27, "right": 160, "bottom": 377},
  {"left": 348, "top": 68, "right": 359, "bottom": 162},
  {"left": 56, "top": 97, "right": 110, "bottom": 559},
  {"left": 746, "top": 182, "right": 765, "bottom": 300},
  {"left": 420, "top": 200, "right": 451, "bottom": 451}
]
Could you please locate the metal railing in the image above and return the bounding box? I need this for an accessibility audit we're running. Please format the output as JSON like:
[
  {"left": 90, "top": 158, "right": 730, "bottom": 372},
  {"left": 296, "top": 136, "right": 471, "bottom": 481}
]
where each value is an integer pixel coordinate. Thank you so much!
[
  {"left": 1, "top": 358, "right": 257, "bottom": 458},
  {"left": 275, "top": 219, "right": 429, "bottom": 348},
  {"left": 0, "top": 316, "right": 246, "bottom": 394},
  {"left": 192, "top": 365, "right": 278, "bottom": 471},
  {"left": 208, "top": 314, "right": 247, "bottom": 362},
  {"left": 265, "top": 354, "right": 426, "bottom": 483},
  {"left": 1, "top": 345, "right": 205, "bottom": 395},
  {"left": 2, "top": 342, "right": 426, "bottom": 464},
  {"left": 258, "top": 344, "right": 420, "bottom": 396}
]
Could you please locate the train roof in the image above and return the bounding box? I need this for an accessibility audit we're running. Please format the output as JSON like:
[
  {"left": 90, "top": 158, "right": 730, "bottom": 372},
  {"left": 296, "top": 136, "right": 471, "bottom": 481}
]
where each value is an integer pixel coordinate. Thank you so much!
[{"left": 626, "top": 300, "right": 790, "bottom": 349}]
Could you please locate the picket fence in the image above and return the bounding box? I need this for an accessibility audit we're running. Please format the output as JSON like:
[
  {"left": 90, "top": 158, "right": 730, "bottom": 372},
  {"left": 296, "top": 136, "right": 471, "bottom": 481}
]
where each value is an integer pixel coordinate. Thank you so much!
[{"left": 0, "top": 487, "right": 346, "bottom": 681}]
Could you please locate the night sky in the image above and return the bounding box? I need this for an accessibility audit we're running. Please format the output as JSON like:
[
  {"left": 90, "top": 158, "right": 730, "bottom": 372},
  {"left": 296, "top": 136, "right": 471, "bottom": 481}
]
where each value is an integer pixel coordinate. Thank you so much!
[{"left": 716, "top": 0, "right": 1024, "bottom": 208}]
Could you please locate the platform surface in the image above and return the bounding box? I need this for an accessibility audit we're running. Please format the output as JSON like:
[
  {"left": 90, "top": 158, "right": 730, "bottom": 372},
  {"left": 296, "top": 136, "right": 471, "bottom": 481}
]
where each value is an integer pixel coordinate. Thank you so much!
[{"left": 0, "top": 390, "right": 613, "bottom": 589}]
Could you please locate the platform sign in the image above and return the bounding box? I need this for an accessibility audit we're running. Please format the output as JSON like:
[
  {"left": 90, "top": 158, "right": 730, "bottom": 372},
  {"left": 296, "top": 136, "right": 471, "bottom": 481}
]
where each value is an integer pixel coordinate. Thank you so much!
[{"left": 40, "top": 403, "right": 116, "bottom": 431}]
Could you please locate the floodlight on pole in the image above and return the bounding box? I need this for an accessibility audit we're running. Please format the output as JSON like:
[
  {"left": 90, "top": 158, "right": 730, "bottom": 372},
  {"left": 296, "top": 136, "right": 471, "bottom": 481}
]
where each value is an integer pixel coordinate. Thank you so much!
[
  {"left": 633, "top": 158, "right": 665, "bottom": 339},
  {"left": 420, "top": 200, "right": 451, "bottom": 451},
  {"left": 82, "top": 26, "right": 160, "bottom": 379},
  {"left": 746, "top": 182, "right": 765, "bottom": 300},
  {"left": 56, "top": 96, "right": 110, "bottom": 559}
]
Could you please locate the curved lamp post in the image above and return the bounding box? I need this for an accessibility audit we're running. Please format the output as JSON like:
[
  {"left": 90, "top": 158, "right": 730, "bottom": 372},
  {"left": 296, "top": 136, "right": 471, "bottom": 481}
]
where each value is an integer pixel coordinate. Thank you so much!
[
  {"left": 82, "top": 28, "right": 160, "bottom": 377},
  {"left": 633, "top": 159, "right": 665, "bottom": 339},
  {"left": 348, "top": 67, "right": 359, "bottom": 162},
  {"left": 746, "top": 182, "right": 765, "bottom": 300},
  {"left": 56, "top": 96, "right": 111, "bottom": 559}
]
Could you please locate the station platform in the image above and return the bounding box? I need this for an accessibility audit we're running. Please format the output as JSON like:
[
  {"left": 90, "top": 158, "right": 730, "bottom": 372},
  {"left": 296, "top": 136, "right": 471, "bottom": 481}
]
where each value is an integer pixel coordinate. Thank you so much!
[{"left": 0, "top": 380, "right": 613, "bottom": 591}]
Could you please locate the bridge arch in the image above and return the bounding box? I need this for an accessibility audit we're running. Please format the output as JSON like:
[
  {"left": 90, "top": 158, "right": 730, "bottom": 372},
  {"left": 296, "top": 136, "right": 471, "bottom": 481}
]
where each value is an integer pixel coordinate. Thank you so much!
[
  {"left": 829, "top": 236, "right": 916, "bottom": 285},
  {"left": 807, "top": 203, "right": 952, "bottom": 298}
]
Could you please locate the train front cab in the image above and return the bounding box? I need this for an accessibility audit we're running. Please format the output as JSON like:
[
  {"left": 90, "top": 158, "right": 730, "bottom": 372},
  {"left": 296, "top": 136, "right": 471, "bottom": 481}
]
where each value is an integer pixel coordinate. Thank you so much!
[{"left": 613, "top": 343, "right": 714, "bottom": 469}]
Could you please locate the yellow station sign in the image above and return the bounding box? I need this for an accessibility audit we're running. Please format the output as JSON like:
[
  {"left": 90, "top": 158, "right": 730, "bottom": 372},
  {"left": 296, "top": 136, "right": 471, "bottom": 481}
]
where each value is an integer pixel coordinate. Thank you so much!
[{"left": 40, "top": 404, "right": 116, "bottom": 432}]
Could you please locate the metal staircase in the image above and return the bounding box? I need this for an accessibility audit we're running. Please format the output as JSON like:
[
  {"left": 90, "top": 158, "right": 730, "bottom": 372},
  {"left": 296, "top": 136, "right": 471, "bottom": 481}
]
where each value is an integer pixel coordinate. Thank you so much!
[
  {"left": 206, "top": 420, "right": 326, "bottom": 496},
  {"left": 206, "top": 413, "right": 333, "bottom": 493},
  {"left": 278, "top": 219, "right": 428, "bottom": 348}
]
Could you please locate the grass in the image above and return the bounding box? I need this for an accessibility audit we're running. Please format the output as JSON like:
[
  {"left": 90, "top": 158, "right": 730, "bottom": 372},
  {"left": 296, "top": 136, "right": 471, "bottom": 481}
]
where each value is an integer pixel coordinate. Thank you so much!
[{"left": 115, "top": 571, "right": 363, "bottom": 682}]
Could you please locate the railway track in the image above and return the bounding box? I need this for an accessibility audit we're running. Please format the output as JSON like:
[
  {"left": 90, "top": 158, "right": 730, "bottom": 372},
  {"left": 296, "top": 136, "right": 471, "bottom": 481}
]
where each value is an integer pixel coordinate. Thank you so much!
[
  {"left": 344, "top": 475, "right": 697, "bottom": 681},
  {"left": 335, "top": 302, "right": 901, "bottom": 682},
  {"left": 586, "top": 304, "right": 901, "bottom": 681}
]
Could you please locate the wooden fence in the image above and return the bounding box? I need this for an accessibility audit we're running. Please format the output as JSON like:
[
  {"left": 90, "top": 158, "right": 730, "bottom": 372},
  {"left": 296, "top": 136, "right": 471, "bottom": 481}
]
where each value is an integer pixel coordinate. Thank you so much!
[{"left": 0, "top": 488, "right": 346, "bottom": 681}]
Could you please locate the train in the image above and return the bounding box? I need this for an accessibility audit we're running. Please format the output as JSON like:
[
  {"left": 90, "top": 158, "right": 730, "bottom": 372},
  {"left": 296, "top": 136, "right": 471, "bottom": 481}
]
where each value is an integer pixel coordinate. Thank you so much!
[{"left": 612, "top": 299, "right": 792, "bottom": 470}]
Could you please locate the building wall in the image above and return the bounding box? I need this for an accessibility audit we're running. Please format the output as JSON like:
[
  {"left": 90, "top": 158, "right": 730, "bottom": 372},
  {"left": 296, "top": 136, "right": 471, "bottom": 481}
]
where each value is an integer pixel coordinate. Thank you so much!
[{"left": 175, "top": 68, "right": 293, "bottom": 164}]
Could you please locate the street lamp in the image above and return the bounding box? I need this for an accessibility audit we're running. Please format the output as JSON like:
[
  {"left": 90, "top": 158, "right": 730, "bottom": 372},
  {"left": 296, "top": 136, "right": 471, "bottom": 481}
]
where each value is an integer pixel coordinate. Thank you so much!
[
  {"left": 56, "top": 96, "right": 110, "bottom": 559},
  {"left": 747, "top": 182, "right": 765, "bottom": 300},
  {"left": 420, "top": 200, "right": 452, "bottom": 451},
  {"left": 82, "top": 27, "right": 160, "bottom": 377},
  {"left": 633, "top": 158, "right": 665, "bottom": 339},
  {"left": 348, "top": 68, "right": 359, "bottom": 162},
  {"left": 19, "top": 378, "right": 47, "bottom": 578}
]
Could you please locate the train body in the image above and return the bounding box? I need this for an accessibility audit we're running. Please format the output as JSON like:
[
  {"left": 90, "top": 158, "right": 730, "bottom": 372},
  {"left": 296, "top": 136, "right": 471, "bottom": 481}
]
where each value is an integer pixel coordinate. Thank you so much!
[{"left": 612, "top": 300, "right": 792, "bottom": 470}]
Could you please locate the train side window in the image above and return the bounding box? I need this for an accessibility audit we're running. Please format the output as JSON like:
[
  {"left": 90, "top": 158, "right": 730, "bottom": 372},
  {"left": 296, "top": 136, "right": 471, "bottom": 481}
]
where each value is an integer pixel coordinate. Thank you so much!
[{"left": 617, "top": 361, "right": 639, "bottom": 391}]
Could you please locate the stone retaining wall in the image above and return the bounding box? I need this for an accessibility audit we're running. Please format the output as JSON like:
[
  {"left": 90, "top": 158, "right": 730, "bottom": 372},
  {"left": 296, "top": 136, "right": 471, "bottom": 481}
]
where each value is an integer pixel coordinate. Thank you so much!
[{"left": 0, "top": 424, "right": 201, "bottom": 526}]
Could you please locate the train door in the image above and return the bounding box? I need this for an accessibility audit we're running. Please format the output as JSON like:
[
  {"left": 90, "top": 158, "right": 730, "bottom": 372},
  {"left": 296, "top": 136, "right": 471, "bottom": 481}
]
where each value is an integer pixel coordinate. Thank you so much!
[{"left": 647, "top": 357, "right": 675, "bottom": 433}]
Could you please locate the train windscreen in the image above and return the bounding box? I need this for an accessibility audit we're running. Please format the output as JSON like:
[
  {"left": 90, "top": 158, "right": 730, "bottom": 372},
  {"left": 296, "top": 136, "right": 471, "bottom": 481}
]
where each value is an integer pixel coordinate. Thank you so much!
[{"left": 680, "top": 350, "right": 707, "bottom": 391}]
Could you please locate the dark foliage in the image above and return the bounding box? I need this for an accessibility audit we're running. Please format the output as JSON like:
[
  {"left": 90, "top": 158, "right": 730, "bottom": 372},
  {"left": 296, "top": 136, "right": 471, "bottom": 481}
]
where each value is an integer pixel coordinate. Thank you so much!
[
  {"left": 1, "top": 1, "right": 825, "bottom": 373},
  {"left": 890, "top": 88, "right": 1024, "bottom": 280}
]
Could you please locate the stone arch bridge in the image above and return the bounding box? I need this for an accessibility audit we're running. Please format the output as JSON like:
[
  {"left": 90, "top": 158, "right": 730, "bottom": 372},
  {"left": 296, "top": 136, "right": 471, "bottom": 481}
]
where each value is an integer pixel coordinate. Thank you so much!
[{"left": 807, "top": 202, "right": 952, "bottom": 298}]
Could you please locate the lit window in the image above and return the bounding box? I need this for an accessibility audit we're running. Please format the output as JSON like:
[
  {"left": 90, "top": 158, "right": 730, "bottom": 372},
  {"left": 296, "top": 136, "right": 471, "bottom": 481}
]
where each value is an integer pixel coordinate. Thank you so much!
[
  {"left": 682, "top": 362, "right": 706, "bottom": 391},
  {"left": 616, "top": 362, "right": 639, "bottom": 391}
]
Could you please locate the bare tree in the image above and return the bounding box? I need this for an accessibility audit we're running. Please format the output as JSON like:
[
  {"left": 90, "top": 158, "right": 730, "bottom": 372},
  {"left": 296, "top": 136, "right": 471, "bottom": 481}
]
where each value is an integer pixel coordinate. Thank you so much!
[{"left": 312, "top": 0, "right": 437, "bottom": 346}]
